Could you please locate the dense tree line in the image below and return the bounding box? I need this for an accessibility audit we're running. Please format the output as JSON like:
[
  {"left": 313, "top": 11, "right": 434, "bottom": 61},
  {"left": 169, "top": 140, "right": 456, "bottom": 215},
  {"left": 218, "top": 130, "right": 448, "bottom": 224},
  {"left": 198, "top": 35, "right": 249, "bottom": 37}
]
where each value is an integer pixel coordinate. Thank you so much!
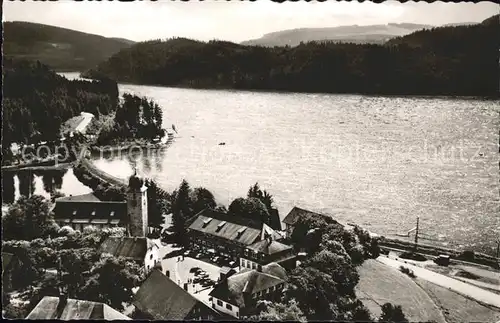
[
  {"left": 2, "top": 59, "right": 119, "bottom": 164},
  {"left": 96, "top": 93, "right": 166, "bottom": 146},
  {"left": 85, "top": 16, "right": 498, "bottom": 97},
  {"left": 171, "top": 180, "right": 218, "bottom": 245}
]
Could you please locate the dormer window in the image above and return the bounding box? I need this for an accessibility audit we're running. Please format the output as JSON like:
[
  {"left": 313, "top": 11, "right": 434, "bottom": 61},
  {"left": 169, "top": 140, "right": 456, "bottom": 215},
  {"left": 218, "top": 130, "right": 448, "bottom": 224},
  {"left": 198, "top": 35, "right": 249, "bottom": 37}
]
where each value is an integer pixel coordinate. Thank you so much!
[
  {"left": 236, "top": 227, "right": 246, "bottom": 238},
  {"left": 91, "top": 210, "right": 96, "bottom": 216},
  {"left": 202, "top": 218, "right": 212, "bottom": 227},
  {"left": 110, "top": 211, "right": 115, "bottom": 217},
  {"left": 72, "top": 210, "right": 77, "bottom": 216},
  {"left": 216, "top": 221, "right": 226, "bottom": 232}
]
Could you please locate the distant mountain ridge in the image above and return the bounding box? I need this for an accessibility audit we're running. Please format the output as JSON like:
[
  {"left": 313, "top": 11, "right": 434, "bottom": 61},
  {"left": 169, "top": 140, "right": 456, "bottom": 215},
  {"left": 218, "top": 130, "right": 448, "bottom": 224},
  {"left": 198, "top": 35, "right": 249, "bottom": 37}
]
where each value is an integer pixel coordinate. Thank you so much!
[
  {"left": 241, "top": 21, "right": 483, "bottom": 46},
  {"left": 3, "top": 21, "right": 135, "bottom": 71},
  {"left": 84, "top": 14, "right": 498, "bottom": 97}
]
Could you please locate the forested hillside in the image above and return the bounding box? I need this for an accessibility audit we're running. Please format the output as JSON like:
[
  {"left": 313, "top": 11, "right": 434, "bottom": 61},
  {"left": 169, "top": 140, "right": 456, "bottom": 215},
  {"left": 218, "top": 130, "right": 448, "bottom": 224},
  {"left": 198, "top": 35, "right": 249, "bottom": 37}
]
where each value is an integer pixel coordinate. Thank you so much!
[
  {"left": 85, "top": 14, "right": 499, "bottom": 97},
  {"left": 3, "top": 21, "right": 135, "bottom": 71},
  {"left": 2, "top": 59, "right": 119, "bottom": 162}
]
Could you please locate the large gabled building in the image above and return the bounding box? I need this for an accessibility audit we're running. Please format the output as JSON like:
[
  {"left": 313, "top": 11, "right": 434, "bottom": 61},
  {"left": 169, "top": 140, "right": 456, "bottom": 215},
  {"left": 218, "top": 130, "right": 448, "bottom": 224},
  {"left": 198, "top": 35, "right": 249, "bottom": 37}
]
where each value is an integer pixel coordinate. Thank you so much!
[
  {"left": 187, "top": 209, "right": 283, "bottom": 260},
  {"left": 133, "top": 270, "right": 220, "bottom": 321},
  {"left": 52, "top": 193, "right": 127, "bottom": 231}
]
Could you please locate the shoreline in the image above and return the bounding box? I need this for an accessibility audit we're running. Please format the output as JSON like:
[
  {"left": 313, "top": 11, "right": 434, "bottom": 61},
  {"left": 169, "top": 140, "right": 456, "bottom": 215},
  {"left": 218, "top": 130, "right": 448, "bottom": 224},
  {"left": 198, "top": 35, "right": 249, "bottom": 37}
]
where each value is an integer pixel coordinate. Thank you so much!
[
  {"left": 89, "top": 132, "right": 175, "bottom": 154},
  {"left": 89, "top": 75, "right": 500, "bottom": 101}
]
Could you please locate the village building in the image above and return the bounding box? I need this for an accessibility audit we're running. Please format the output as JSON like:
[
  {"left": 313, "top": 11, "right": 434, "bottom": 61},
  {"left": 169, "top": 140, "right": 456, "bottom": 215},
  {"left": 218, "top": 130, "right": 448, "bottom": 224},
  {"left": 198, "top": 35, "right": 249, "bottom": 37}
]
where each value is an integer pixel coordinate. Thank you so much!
[
  {"left": 240, "top": 236, "right": 296, "bottom": 271},
  {"left": 187, "top": 209, "right": 283, "bottom": 260},
  {"left": 99, "top": 236, "right": 160, "bottom": 272},
  {"left": 52, "top": 193, "right": 127, "bottom": 231},
  {"left": 282, "top": 206, "right": 338, "bottom": 239},
  {"left": 26, "top": 296, "right": 130, "bottom": 320},
  {"left": 133, "top": 270, "right": 220, "bottom": 321},
  {"left": 52, "top": 172, "right": 149, "bottom": 237},
  {"left": 209, "top": 262, "right": 287, "bottom": 319}
]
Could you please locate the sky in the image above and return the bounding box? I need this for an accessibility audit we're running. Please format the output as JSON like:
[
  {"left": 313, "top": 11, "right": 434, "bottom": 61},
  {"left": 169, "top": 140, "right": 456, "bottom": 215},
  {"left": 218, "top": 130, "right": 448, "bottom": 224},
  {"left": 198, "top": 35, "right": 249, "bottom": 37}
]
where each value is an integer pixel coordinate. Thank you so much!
[{"left": 3, "top": 0, "right": 499, "bottom": 42}]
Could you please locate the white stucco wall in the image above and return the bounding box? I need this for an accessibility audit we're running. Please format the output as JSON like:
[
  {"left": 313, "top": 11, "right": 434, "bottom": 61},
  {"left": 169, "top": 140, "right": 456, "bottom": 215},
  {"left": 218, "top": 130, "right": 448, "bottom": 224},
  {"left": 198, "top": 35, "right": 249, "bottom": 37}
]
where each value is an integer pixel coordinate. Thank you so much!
[
  {"left": 211, "top": 297, "right": 239, "bottom": 318},
  {"left": 144, "top": 245, "right": 160, "bottom": 271}
]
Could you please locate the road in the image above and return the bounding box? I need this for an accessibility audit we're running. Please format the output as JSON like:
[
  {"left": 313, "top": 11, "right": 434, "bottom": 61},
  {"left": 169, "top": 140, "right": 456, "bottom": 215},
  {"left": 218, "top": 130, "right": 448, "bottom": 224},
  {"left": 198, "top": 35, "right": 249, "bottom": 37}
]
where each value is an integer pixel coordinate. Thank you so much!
[{"left": 378, "top": 256, "right": 500, "bottom": 309}]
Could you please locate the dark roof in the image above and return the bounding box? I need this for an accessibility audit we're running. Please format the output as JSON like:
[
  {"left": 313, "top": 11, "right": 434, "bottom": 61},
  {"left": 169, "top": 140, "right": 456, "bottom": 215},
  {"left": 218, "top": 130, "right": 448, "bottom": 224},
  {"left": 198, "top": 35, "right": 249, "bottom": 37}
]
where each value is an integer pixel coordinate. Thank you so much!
[
  {"left": 26, "top": 296, "right": 130, "bottom": 320},
  {"left": 209, "top": 263, "right": 287, "bottom": 308},
  {"left": 99, "top": 237, "right": 157, "bottom": 261},
  {"left": 55, "top": 193, "right": 101, "bottom": 202},
  {"left": 53, "top": 199, "right": 127, "bottom": 223},
  {"left": 247, "top": 239, "right": 292, "bottom": 256},
  {"left": 188, "top": 210, "right": 264, "bottom": 246},
  {"left": 282, "top": 206, "right": 335, "bottom": 225},
  {"left": 134, "top": 270, "right": 212, "bottom": 320}
]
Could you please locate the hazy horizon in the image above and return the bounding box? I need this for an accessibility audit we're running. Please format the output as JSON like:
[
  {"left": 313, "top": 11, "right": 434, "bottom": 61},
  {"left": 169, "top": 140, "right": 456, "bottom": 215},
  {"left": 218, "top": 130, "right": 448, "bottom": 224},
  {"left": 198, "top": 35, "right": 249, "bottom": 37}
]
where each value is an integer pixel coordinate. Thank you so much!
[{"left": 3, "top": 1, "right": 498, "bottom": 43}]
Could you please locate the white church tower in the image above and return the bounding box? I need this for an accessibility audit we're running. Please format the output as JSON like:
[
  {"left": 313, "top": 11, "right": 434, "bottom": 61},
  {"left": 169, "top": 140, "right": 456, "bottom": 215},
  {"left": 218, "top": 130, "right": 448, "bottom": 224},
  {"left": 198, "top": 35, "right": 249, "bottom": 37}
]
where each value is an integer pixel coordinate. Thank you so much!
[{"left": 127, "top": 170, "right": 148, "bottom": 237}]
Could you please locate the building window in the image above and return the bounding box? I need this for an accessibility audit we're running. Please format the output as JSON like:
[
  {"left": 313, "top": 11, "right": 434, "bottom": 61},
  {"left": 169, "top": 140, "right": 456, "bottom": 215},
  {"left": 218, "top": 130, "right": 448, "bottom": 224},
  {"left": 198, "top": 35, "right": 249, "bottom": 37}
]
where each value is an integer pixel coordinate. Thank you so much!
[
  {"left": 236, "top": 312, "right": 239, "bottom": 317},
  {"left": 150, "top": 254, "right": 153, "bottom": 260},
  {"left": 226, "top": 304, "right": 232, "bottom": 310},
  {"left": 217, "top": 300, "right": 223, "bottom": 306}
]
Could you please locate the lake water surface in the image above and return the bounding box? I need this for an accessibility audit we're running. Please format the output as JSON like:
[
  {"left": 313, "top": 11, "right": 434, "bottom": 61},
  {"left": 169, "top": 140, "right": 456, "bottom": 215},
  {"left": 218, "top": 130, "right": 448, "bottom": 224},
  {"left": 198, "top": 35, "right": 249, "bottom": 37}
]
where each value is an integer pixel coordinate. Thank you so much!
[{"left": 63, "top": 73, "right": 500, "bottom": 254}]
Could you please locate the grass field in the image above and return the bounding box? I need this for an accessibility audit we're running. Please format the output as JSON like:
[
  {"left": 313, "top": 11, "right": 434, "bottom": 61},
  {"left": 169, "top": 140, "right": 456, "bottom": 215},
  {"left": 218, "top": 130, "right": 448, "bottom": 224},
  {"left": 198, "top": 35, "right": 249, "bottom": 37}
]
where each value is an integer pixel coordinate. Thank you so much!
[
  {"left": 356, "top": 259, "right": 446, "bottom": 323},
  {"left": 416, "top": 279, "right": 500, "bottom": 323}
]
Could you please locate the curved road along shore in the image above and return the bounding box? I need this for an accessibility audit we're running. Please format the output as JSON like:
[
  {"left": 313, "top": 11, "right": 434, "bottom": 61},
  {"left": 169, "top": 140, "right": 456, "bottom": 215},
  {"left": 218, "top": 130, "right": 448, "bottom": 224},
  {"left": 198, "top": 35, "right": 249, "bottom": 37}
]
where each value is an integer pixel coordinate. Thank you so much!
[{"left": 377, "top": 256, "right": 500, "bottom": 309}]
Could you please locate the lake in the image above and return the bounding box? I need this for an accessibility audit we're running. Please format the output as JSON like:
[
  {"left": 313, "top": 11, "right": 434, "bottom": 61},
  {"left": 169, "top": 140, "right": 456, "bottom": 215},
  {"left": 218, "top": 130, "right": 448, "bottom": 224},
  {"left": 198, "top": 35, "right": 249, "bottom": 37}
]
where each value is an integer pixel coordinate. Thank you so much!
[{"left": 63, "top": 72, "right": 500, "bottom": 254}]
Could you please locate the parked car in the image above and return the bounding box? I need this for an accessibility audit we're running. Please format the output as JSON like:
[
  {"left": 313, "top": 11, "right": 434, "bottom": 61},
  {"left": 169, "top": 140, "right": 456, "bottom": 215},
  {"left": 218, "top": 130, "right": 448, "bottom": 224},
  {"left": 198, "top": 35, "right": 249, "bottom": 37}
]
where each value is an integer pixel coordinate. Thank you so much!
[
  {"left": 213, "top": 256, "right": 219, "bottom": 263},
  {"left": 196, "top": 253, "right": 202, "bottom": 259},
  {"left": 183, "top": 250, "right": 191, "bottom": 256}
]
